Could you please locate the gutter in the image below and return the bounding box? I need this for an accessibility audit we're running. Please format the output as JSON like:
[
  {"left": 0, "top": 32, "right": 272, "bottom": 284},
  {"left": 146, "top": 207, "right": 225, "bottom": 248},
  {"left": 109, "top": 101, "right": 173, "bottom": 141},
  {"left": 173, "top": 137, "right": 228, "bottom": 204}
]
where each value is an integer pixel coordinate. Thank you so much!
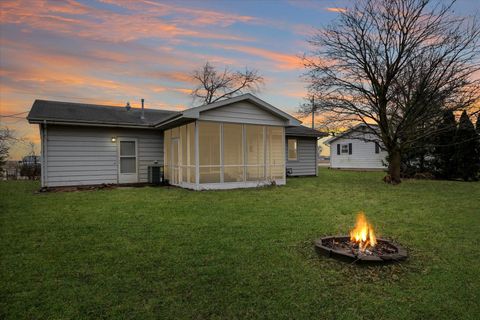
[
  {"left": 27, "top": 119, "right": 158, "bottom": 129},
  {"left": 154, "top": 114, "right": 188, "bottom": 128}
]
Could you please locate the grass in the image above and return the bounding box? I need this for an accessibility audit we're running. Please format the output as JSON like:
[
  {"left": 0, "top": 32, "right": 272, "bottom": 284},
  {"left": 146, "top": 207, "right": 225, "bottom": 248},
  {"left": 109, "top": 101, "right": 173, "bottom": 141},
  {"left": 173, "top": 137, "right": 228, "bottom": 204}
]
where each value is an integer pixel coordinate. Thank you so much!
[{"left": 1, "top": 168, "right": 479, "bottom": 319}]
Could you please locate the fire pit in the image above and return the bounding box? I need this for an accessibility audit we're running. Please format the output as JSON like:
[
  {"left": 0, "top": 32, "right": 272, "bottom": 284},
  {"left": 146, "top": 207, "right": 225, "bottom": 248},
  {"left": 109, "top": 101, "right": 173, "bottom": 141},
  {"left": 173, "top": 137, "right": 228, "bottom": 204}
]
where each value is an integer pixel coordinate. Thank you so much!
[{"left": 315, "top": 212, "right": 407, "bottom": 264}]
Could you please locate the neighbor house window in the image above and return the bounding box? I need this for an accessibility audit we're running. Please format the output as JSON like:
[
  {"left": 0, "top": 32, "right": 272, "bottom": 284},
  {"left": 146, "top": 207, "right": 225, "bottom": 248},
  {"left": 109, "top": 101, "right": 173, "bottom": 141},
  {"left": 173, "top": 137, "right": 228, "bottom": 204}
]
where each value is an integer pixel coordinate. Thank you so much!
[
  {"left": 375, "top": 142, "right": 380, "bottom": 154},
  {"left": 287, "top": 139, "right": 297, "bottom": 160},
  {"left": 337, "top": 143, "right": 352, "bottom": 155}
]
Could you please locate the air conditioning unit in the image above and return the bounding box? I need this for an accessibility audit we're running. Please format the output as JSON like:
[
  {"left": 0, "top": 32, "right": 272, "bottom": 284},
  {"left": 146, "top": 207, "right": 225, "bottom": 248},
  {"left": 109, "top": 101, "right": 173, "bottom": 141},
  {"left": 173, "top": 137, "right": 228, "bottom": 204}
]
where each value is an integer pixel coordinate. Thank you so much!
[{"left": 148, "top": 165, "right": 164, "bottom": 185}]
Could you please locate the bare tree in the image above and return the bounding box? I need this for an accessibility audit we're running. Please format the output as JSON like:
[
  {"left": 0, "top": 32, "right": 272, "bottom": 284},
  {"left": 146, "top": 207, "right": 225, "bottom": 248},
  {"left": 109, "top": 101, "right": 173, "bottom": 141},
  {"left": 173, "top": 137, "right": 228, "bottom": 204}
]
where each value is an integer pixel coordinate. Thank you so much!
[
  {"left": 0, "top": 127, "right": 15, "bottom": 173},
  {"left": 191, "top": 62, "right": 264, "bottom": 104},
  {"left": 304, "top": 0, "right": 480, "bottom": 184}
]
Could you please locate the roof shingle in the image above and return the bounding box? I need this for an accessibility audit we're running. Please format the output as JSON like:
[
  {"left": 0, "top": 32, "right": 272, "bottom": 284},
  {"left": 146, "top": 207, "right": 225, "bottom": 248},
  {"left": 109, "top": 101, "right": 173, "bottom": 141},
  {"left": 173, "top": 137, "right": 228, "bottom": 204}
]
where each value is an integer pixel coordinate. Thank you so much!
[
  {"left": 27, "top": 100, "right": 179, "bottom": 127},
  {"left": 285, "top": 126, "right": 327, "bottom": 138}
]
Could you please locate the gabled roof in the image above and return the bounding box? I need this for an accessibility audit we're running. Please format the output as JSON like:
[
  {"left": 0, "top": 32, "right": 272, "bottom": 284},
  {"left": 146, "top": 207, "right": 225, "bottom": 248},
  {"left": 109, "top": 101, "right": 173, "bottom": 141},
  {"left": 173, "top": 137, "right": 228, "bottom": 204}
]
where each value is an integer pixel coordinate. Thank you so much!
[
  {"left": 27, "top": 94, "right": 302, "bottom": 129},
  {"left": 155, "top": 93, "right": 302, "bottom": 128},
  {"left": 27, "top": 100, "right": 179, "bottom": 127},
  {"left": 324, "top": 123, "right": 379, "bottom": 144},
  {"left": 285, "top": 126, "right": 327, "bottom": 138}
]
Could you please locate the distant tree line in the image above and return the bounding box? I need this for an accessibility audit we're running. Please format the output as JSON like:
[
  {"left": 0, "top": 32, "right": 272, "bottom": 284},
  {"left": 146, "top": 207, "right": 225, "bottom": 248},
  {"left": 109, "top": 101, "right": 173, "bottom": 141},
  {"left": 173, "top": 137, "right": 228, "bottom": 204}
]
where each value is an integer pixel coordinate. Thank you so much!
[
  {"left": 402, "top": 111, "right": 480, "bottom": 181},
  {"left": 1, "top": 127, "right": 41, "bottom": 180}
]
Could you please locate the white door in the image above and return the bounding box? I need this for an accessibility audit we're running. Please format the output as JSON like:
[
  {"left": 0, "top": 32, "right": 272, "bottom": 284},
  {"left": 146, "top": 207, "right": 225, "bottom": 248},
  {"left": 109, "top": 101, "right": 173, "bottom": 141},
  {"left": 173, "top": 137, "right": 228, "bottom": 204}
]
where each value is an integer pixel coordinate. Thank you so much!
[{"left": 118, "top": 138, "right": 138, "bottom": 184}]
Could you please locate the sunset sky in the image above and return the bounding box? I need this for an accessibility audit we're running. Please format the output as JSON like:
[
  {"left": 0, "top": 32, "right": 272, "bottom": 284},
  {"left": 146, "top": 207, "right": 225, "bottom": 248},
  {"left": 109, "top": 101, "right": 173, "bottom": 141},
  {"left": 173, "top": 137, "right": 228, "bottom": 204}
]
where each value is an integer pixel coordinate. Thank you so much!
[{"left": 1, "top": 0, "right": 479, "bottom": 159}]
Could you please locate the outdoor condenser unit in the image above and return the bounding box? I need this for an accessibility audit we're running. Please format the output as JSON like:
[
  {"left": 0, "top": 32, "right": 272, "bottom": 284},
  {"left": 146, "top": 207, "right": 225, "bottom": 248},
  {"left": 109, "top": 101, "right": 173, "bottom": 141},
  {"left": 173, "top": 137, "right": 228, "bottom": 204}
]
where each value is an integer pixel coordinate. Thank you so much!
[{"left": 148, "top": 164, "right": 164, "bottom": 185}]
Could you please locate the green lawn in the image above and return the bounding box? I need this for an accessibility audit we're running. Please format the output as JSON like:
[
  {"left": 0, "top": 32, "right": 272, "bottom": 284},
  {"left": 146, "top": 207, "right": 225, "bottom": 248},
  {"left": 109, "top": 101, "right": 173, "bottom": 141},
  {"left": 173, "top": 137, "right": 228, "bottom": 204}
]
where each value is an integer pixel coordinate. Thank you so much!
[{"left": 1, "top": 169, "right": 479, "bottom": 319}]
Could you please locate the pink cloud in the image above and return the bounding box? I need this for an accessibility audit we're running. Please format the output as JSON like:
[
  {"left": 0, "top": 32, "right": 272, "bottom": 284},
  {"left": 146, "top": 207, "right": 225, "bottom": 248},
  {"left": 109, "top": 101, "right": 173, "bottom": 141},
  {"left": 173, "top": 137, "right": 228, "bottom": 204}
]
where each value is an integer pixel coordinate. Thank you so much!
[
  {"left": 0, "top": 0, "right": 253, "bottom": 43},
  {"left": 325, "top": 7, "right": 347, "bottom": 13},
  {"left": 214, "top": 44, "right": 303, "bottom": 70}
]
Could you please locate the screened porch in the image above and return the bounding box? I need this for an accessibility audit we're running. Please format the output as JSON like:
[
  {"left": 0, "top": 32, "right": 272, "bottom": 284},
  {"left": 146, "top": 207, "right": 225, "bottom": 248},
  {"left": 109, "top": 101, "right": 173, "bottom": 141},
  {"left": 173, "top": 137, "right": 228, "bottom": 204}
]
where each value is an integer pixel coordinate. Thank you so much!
[{"left": 164, "top": 121, "right": 285, "bottom": 190}]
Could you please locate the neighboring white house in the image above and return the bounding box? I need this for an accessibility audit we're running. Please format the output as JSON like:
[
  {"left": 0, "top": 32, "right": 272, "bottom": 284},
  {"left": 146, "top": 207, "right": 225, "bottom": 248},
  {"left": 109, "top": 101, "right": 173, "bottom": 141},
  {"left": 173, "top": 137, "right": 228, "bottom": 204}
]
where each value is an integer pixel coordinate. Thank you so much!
[{"left": 325, "top": 124, "right": 388, "bottom": 170}]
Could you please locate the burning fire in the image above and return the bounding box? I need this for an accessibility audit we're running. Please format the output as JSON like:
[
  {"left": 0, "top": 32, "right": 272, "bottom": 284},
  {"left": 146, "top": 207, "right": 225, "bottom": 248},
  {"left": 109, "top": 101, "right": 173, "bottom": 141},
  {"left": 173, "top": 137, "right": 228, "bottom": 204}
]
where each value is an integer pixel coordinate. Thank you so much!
[{"left": 350, "top": 212, "right": 377, "bottom": 252}]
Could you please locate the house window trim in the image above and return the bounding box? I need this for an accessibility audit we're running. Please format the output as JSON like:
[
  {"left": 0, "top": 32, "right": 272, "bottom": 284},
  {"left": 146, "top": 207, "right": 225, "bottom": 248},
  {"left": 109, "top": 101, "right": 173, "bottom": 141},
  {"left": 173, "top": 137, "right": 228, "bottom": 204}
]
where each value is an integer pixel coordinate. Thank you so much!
[
  {"left": 337, "top": 143, "right": 352, "bottom": 155},
  {"left": 287, "top": 138, "right": 298, "bottom": 161}
]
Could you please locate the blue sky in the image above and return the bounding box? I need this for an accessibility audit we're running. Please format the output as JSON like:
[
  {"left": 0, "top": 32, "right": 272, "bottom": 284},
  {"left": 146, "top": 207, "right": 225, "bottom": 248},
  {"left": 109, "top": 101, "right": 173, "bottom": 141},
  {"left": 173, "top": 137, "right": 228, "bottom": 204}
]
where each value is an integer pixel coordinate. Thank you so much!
[{"left": 1, "top": 0, "right": 478, "bottom": 158}]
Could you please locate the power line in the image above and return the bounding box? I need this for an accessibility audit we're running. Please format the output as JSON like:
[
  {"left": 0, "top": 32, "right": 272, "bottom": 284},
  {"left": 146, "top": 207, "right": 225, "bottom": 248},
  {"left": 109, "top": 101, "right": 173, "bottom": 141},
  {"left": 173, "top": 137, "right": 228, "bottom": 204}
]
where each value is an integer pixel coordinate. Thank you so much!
[
  {"left": 0, "top": 115, "right": 26, "bottom": 119},
  {"left": 1, "top": 118, "right": 25, "bottom": 124},
  {"left": 0, "top": 111, "right": 28, "bottom": 117}
]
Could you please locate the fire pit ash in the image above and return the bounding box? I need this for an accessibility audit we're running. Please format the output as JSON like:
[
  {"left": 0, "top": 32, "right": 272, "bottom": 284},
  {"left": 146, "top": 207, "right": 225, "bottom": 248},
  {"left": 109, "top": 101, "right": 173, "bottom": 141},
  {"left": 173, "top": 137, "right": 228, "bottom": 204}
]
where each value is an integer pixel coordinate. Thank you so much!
[{"left": 315, "top": 212, "right": 408, "bottom": 264}]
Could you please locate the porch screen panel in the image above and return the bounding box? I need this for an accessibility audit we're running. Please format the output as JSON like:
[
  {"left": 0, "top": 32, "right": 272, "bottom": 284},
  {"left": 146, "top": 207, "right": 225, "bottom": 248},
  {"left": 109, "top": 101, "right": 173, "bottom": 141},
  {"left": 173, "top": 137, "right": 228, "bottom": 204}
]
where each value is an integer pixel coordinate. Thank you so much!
[
  {"left": 267, "top": 127, "right": 284, "bottom": 180},
  {"left": 198, "top": 121, "right": 221, "bottom": 183},
  {"left": 164, "top": 129, "right": 171, "bottom": 180},
  {"left": 245, "top": 125, "right": 265, "bottom": 181},
  {"left": 223, "top": 123, "right": 244, "bottom": 182},
  {"left": 187, "top": 123, "right": 196, "bottom": 183},
  {"left": 180, "top": 125, "right": 187, "bottom": 183}
]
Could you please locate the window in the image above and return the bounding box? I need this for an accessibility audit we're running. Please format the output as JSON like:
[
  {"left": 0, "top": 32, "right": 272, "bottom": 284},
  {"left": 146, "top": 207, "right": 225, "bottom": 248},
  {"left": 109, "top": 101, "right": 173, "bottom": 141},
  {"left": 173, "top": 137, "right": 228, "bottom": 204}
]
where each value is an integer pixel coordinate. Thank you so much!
[
  {"left": 287, "top": 139, "right": 297, "bottom": 160},
  {"left": 337, "top": 143, "right": 352, "bottom": 155},
  {"left": 375, "top": 142, "right": 380, "bottom": 154}
]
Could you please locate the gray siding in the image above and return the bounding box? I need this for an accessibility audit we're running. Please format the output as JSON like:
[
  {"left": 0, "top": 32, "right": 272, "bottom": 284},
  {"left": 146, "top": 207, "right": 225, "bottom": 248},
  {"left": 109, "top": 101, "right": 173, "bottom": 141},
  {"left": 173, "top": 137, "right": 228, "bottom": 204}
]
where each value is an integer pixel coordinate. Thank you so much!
[
  {"left": 329, "top": 133, "right": 387, "bottom": 169},
  {"left": 199, "top": 101, "right": 287, "bottom": 126},
  {"left": 285, "top": 137, "right": 317, "bottom": 176},
  {"left": 44, "top": 125, "right": 163, "bottom": 187}
]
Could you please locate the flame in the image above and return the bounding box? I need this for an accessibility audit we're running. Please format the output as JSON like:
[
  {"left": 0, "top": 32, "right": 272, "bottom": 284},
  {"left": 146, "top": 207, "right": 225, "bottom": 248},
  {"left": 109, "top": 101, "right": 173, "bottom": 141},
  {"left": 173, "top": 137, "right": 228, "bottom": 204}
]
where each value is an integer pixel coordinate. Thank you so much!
[{"left": 349, "top": 212, "right": 377, "bottom": 252}]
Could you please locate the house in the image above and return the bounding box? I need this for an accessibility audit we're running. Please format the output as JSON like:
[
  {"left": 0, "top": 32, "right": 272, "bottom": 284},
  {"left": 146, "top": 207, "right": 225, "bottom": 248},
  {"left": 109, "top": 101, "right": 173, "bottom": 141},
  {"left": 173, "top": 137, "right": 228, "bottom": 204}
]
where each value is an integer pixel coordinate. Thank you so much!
[
  {"left": 21, "top": 155, "right": 41, "bottom": 165},
  {"left": 325, "top": 124, "right": 387, "bottom": 170},
  {"left": 27, "top": 94, "right": 326, "bottom": 190}
]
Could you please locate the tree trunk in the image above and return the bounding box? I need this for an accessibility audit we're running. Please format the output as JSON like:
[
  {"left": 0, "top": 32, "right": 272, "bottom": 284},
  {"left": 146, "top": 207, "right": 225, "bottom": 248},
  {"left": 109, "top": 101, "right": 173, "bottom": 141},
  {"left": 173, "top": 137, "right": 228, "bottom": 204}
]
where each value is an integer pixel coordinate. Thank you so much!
[
  {"left": 387, "top": 149, "right": 402, "bottom": 184},
  {"left": 312, "top": 112, "right": 315, "bottom": 129}
]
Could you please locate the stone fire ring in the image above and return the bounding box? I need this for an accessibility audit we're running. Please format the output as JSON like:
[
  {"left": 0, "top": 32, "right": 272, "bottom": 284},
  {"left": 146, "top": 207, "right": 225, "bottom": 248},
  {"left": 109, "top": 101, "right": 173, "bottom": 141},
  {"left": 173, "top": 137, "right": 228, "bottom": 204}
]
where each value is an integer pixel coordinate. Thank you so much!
[{"left": 314, "top": 236, "right": 408, "bottom": 264}]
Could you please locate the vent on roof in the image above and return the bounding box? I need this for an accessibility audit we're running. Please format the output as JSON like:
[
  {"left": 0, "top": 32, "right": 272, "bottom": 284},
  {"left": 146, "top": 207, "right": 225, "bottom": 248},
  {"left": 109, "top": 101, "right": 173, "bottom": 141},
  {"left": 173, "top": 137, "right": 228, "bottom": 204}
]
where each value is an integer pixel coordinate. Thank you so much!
[{"left": 125, "top": 102, "right": 131, "bottom": 111}]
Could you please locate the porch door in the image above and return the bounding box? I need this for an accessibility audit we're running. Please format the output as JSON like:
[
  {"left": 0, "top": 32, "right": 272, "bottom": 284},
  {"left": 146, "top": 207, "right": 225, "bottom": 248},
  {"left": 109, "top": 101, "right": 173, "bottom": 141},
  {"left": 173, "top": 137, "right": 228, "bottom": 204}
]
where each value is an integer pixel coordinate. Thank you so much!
[
  {"left": 171, "top": 138, "right": 180, "bottom": 185},
  {"left": 118, "top": 138, "right": 138, "bottom": 184}
]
